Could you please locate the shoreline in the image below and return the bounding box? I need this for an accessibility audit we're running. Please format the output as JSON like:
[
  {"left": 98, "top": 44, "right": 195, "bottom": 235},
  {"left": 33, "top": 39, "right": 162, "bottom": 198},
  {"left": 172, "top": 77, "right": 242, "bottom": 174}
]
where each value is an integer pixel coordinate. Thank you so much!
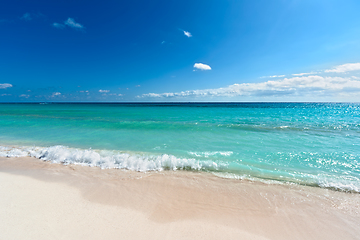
[
  {"left": 1, "top": 144, "right": 359, "bottom": 193},
  {"left": 1, "top": 156, "right": 360, "bottom": 239}
]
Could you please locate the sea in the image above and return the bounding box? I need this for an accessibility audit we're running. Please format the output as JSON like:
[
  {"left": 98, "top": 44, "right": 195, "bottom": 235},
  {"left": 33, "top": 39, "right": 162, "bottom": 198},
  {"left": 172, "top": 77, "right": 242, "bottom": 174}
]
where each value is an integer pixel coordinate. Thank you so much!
[{"left": 0, "top": 102, "right": 359, "bottom": 192}]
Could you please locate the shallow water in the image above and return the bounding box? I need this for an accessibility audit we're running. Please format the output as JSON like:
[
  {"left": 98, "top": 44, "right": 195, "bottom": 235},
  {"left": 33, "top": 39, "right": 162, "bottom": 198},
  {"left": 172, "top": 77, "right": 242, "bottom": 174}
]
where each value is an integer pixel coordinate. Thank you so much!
[{"left": 0, "top": 103, "right": 359, "bottom": 192}]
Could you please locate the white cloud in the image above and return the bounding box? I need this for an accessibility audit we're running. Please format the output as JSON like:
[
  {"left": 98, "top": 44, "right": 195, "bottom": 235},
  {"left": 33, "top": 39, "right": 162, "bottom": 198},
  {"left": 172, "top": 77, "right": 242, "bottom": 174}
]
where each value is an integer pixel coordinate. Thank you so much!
[
  {"left": 194, "top": 63, "right": 211, "bottom": 71},
  {"left": 292, "top": 72, "right": 318, "bottom": 76},
  {"left": 269, "top": 75, "right": 285, "bottom": 78},
  {"left": 51, "top": 92, "right": 61, "bottom": 97},
  {"left": 140, "top": 75, "right": 360, "bottom": 99},
  {"left": 64, "top": 18, "right": 84, "bottom": 29},
  {"left": 19, "top": 94, "right": 30, "bottom": 98},
  {"left": 107, "top": 93, "right": 123, "bottom": 97},
  {"left": 184, "top": 31, "right": 192, "bottom": 37},
  {"left": 21, "top": 13, "right": 32, "bottom": 21},
  {"left": 53, "top": 23, "right": 65, "bottom": 29},
  {"left": 0, "top": 83, "right": 12, "bottom": 89},
  {"left": 135, "top": 85, "right": 141, "bottom": 87},
  {"left": 99, "top": 90, "right": 110, "bottom": 93},
  {"left": 1, "top": 94, "right": 11, "bottom": 96},
  {"left": 325, "top": 63, "right": 360, "bottom": 73},
  {"left": 260, "top": 75, "right": 286, "bottom": 78},
  {"left": 53, "top": 18, "right": 84, "bottom": 30}
]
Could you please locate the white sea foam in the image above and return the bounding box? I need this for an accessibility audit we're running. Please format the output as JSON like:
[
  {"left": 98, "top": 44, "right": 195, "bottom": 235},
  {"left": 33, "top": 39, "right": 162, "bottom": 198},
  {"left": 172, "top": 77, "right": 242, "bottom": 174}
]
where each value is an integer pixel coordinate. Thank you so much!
[
  {"left": 316, "top": 175, "right": 360, "bottom": 193},
  {"left": 212, "top": 172, "right": 289, "bottom": 186},
  {"left": 0, "top": 145, "right": 222, "bottom": 172},
  {"left": 1, "top": 145, "right": 359, "bottom": 193},
  {"left": 0, "top": 146, "right": 30, "bottom": 158},
  {"left": 188, "top": 151, "right": 233, "bottom": 158}
]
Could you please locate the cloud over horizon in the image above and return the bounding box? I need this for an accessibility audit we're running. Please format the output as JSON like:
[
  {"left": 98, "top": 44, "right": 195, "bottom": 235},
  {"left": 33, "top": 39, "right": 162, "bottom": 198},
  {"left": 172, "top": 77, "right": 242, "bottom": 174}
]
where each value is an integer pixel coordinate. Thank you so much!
[
  {"left": 99, "top": 89, "right": 110, "bottom": 93},
  {"left": 269, "top": 75, "right": 285, "bottom": 78},
  {"left": 292, "top": 72, "right": 318, "bottom": 76},
  {"left": 325, "top": 63, "right": 360, "bottom": 73},
  {"left": 51, "top": 92, "right": 61, "bottom": 97},
  {"left": 139, "top": 74, "right": 360, "bottom": 99}
]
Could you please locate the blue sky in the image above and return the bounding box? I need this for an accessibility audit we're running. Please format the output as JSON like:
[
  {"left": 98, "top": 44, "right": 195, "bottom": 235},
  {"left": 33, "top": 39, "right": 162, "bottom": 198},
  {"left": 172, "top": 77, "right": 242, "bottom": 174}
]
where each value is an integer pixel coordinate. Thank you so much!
[{"left": 1, "top": 0, "right": 360, "bottom": 102}]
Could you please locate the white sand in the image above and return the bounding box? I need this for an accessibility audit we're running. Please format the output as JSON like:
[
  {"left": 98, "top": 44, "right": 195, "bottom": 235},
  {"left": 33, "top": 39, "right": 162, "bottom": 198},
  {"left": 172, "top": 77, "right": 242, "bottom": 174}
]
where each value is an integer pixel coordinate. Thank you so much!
[
  {"left": 1, "top": 157, "right": 359, "bottom": 240},
  {"left": 0, "top": 172, "right": 269, "bottom": 240}
]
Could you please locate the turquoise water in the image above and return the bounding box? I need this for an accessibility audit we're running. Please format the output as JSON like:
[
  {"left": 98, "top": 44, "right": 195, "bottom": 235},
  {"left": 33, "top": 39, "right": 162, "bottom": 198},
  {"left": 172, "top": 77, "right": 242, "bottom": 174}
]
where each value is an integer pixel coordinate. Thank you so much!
[{"left": 0, "top": 103, "right": 359, "bottom": 192}]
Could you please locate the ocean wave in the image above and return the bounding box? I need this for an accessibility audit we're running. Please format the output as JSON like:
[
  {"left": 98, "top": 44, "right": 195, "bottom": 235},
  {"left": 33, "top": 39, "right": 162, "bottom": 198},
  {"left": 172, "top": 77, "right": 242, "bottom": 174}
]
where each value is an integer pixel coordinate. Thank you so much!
[
  {"left": 1, "top": 145, "right": 359, "bottom": 193},
  {"left": 0, "top": 145, "right": 224, "bottom": 172}
]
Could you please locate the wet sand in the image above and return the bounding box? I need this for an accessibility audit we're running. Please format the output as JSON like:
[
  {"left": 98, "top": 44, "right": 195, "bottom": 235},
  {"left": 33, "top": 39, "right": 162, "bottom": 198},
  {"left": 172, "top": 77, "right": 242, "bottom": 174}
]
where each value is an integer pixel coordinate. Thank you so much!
[{"left": 1, "top": 156, "right": 359, "bottom": 240}]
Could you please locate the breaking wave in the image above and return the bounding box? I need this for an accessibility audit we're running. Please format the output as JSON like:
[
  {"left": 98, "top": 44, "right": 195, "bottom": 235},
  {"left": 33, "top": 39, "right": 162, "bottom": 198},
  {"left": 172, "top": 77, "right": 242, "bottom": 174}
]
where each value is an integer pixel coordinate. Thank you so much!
[
  {"left": 1, "top": 145, "right": 359, "bottom": 193},
  {"left": 0, "top": 145, "right": 225, "bottom": 172}
]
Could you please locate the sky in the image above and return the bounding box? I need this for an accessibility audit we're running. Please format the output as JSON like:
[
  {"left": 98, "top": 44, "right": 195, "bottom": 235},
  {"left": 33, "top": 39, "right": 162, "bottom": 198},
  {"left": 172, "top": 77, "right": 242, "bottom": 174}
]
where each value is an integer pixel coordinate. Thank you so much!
[{"left": 1, "top": 0, "right": 360, "bottom": 102}]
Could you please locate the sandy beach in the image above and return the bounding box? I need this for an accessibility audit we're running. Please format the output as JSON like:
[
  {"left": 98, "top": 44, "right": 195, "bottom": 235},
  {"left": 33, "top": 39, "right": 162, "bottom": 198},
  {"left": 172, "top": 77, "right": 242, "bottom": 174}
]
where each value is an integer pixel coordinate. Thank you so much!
[
  {"left": 2, "top": 0, "right": 360, "bottom": 238},
  {"left": 1, "top": 156, "right": 359, "bottom": 240}
]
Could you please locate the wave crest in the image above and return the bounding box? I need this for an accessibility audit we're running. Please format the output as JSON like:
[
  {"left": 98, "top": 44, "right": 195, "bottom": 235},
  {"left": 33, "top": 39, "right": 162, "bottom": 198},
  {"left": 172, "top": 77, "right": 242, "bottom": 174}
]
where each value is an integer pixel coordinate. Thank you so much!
[
  {"left": 0, "top": 145, "right": 222, "bottom": 172},
  {"left": 1, "top": 145, "right": 359, "bottom": 193}
]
